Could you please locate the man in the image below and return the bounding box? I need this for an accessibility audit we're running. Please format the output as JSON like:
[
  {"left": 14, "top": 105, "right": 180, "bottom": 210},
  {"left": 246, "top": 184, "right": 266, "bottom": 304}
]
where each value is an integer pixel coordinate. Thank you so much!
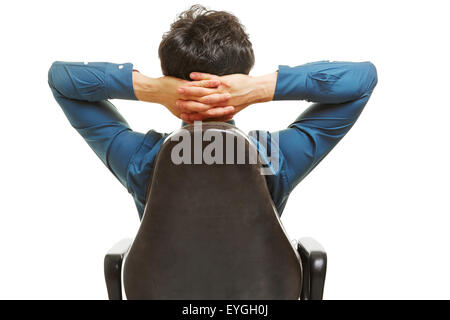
[{"left": 48, "top": 5, "right": 378, "bottom": 220}]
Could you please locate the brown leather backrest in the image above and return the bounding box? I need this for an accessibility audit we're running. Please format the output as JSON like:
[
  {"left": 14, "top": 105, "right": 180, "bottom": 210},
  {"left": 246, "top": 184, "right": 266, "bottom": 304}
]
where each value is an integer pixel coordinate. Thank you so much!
[{"left": 123, "top": 122, "right": 302, "bottom": 299}]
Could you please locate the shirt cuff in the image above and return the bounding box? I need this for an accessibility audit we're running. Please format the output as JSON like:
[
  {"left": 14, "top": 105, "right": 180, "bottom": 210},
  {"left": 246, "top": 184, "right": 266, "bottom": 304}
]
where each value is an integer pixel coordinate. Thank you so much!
[
  {"left": 273, "top": 65, "right": 294, "bottom": 101},
  {"left": 274, "top": 65, "right": 310, "bottom": 101},
  {"left": 105, "top": 62, "right": 138, "bottom": 100}
]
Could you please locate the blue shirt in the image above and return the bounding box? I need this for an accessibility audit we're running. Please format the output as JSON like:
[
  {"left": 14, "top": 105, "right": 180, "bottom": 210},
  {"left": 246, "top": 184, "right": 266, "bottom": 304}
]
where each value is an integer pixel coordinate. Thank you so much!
[{"left": 48, "top": 60, "right": 377, "bottom": 219}]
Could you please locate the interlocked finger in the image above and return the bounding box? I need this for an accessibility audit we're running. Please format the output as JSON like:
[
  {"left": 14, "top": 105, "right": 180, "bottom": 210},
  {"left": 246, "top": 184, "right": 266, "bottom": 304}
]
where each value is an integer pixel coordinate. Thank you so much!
[
  {"left": 176, "top": 100, "right": 211, "bottom": 112},
  {"left": 187, "top": 79, "right": 220, "bottom": 88},
  {"left": 199, "top": 93, "right": 231, "bottom": 105},
  {"left": 177, "top": 86, "right": 219, "bottom": 97}
]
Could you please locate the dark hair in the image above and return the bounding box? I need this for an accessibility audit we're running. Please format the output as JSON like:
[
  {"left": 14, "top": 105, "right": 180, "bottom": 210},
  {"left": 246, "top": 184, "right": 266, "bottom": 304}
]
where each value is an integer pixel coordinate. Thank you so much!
[{"left": 158, "top": 5, "right": 255, "bottom": 80}]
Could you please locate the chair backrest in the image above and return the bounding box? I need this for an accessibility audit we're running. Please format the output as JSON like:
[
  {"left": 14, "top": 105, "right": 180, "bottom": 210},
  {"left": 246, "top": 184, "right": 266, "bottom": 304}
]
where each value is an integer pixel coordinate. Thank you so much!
[{"left": 123, "top": 122, "right": 302, "bottom": 299}]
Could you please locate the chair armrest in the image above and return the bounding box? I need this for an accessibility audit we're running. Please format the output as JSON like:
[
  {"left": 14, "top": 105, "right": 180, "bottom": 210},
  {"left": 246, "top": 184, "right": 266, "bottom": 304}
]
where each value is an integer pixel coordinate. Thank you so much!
[
  {"left": 104, "top": 238, "right": 132, "bottom": 300},
  {"left": 297, "top": 237, "right": 327, "bottom": 300}
]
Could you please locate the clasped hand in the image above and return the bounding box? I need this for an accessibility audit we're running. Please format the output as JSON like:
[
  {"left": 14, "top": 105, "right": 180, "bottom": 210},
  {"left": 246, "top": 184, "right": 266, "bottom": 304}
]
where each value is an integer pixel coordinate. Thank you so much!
[{"left": 132, "top": 70, "right": 276, "bottom": 123}]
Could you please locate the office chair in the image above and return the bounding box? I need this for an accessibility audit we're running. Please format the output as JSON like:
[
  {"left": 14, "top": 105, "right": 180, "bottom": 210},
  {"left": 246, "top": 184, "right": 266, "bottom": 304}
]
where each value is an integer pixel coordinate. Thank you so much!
[{"left": 104, "top": 122, "right": 327, "bottom": 300}]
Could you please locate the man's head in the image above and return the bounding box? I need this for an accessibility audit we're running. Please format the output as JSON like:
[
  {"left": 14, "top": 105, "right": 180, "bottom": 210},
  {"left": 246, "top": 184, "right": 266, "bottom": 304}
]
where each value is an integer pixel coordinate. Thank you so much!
[{"left": 159, "top": 5, "right": 255, "bottom": 80}]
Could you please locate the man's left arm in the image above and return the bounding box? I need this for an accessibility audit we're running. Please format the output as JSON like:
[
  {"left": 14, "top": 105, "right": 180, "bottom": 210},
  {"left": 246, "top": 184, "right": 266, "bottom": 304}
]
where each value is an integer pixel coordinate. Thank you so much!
[{"left": 47, "top": 61, "right": 159, "bottom": 188}]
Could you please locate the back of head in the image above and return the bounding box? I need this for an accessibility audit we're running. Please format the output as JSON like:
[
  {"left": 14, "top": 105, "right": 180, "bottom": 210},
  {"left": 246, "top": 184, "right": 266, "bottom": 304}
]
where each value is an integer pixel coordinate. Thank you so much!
[{"left": 158, "top": 5, "right": 255, "bottom": 80}]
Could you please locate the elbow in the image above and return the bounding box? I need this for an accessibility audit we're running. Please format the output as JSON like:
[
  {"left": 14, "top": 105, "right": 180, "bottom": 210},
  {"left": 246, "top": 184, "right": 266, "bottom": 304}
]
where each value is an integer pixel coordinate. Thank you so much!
[
  {"left": 47, "top": 61, "right": 63, "bottom": 90},
  {"left": 48, "top": 61, "right": 74, "bottom": 98},
  {"left": 361, "top": 61, "right": 378, "bottom": 95},
  {"left": 48, "top": 61, "right": 71, "bottom": 93}
]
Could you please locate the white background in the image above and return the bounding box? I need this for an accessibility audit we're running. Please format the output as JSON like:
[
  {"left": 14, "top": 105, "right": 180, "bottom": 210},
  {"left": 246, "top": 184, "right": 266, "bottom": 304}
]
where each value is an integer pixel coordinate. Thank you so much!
[{"left": 1, "top": 0, "right": 449, "bottom": 299}]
